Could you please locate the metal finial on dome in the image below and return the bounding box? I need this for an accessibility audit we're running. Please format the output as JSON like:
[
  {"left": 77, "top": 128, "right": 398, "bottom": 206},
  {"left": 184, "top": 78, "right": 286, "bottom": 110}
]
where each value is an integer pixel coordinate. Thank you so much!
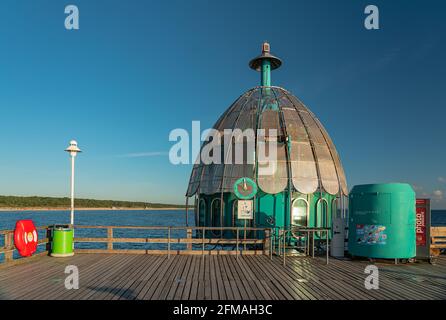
[
  {"left": 249, "top": 42, "right": 282, "bottom": 72},
  {"left": 249, "top": 42, "right": 282, "bottom": 87}
]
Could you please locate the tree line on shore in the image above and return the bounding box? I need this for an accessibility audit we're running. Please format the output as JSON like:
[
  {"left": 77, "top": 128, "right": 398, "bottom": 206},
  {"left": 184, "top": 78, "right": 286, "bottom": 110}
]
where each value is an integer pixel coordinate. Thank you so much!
[{"left": 0, "top": 195, "right": 185, "bottom": 209}]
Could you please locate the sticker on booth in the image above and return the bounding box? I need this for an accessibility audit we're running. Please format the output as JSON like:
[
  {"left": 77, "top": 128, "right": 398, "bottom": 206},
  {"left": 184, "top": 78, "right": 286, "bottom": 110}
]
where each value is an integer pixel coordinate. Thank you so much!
[{"left": 356, "top": 224, "right": 387, "bottom": 245}]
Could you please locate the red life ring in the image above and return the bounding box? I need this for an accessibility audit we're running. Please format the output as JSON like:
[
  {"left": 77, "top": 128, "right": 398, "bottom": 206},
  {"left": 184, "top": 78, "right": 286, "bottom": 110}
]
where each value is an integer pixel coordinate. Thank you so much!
[{"left": 14, "top": 220, "right": 38, "bottom": 257}]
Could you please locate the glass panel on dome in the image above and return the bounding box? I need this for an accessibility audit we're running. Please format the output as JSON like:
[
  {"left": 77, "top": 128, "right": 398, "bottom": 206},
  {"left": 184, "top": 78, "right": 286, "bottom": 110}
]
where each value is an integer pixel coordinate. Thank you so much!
[
  {"left": 300, "top": 112, "right": 326, "bottom": 146},
  {"left": 257, "top": 109, "right": 287, "bottom": 194},
  {"left": 215, "top": 94, "right": 249, "bottom": 131},
  {"left": 315, "top": 145, "right": 339, "bottom": 195},
  {"left": 282, "top": 108, "right": 318, "bottom": 194},
  {"left": 300, "top": 112, "right": 340, "bottom": 195},
  {"left": 198, "top": 131, "right": 225, "bottom": 194},
  {"left": 291, "top": 142, "right": 319, "bottom": 194},
  {"left": 220, "top": 93, "right": 258, "bottom": 193},
  {"left": 223, "top": 164, "right": 255, "bottom": 191},
  {"left": 284, "top": 93, "right": 310, "bottom": 114},
  {"left": 199, "top": 164, "right": 213, "bottom": 195},
  {"left": 186, "top": 163, "right": 203, "bottom": 196},
  {"left": 315, "top": 118, "right": 348, "bottom": 195},
  {"left": 209, "top": 163, "right": 224, "bottom": 194}
]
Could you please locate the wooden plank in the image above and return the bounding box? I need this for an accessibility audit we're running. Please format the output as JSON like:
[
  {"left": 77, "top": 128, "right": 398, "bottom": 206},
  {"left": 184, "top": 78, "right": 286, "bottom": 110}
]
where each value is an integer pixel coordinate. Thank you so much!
[
  {"left": 332, "top": 258, "right": 439, "bottom": 299},
  {"left": 165, "top": 256, "right": 191, "bottom": 300},
  {"left": 154, "top": 256, "right": 187, "bottom": 299},
  {"left": 132, "top": 256, "right": 171, "bottom": 300},
  {"left": 126, "top": 255, "right": 166, "bottom": 300},
  {"left": 109, "top": 255, "right": 159, "bottom": 300},
  {"left": 209, "top": 255, "right": 219, "bottom": 300},
  {"left": 141, "top": 256, "right": 178, "bottom": 299},
  {"left": 71, "top": 255, "right": 141, "bottom": 300},
  {"left": 172, "top": 255, "right": 193, "bottom": 300},
  {"left": 244, "top": 256, "right": 303, "bottom": 300},
  {"left": 282, "top": 257, "right": 377, "bottom": 300},
  {"left": 2, "top": 253, "right": 446, "bottom": 300},
  {"left": 232, "top": 257, "right": 269, "bottom": 300},
  {"left": 24, "top": 254, "right": 114, "bottom": 300},
  {"left": 224, "top": 256, "right": 250, "bottom": 300},
  {"left": 203, "top": 254, "right": 211, "bottom": 300},
  {"left": 102, "top": 255, "right": 154, "bottom": 300},
  {"left": 180, "top": 255, "right": 198, "bottom": 300},
  {"left": 221, "top": 256, "right": 242, "bottom": 300},
  {"left": 217, "top": 256, "right": 234, "bottom": 300},
  {"left": 196, "top": 256, "right": 206, "bottom": 300},
  {"left": 213, "top": 255, "right": 227, "bottom": 300}
]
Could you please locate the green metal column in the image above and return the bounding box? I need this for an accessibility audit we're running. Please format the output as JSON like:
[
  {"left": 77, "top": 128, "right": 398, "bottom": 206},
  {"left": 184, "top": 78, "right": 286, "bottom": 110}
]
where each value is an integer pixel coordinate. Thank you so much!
[{"left": 261, "top": 59, "right": 271, "bottom": 87}]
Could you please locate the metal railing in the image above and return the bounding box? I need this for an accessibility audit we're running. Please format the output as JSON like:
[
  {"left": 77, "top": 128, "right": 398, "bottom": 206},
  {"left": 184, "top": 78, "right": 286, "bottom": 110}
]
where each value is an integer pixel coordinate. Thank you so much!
[
  {"left": 72, "top": 225, "right": 272, "bottom": 259},
  {"left": 271, "top": 226, "right": 330, "bottom": 266}
]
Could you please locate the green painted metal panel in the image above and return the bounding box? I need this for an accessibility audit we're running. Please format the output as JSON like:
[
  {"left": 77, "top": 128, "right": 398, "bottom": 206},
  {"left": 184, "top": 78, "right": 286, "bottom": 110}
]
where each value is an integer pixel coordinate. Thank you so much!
[{"left": 348, "top": 183, "right": 416, "bottom": 259}]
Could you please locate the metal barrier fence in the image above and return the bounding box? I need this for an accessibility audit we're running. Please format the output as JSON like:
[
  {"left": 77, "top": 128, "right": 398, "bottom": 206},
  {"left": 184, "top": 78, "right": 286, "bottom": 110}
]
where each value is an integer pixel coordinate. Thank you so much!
[{"left": 271, "top": 226, "right": 330, "bottom": 265}]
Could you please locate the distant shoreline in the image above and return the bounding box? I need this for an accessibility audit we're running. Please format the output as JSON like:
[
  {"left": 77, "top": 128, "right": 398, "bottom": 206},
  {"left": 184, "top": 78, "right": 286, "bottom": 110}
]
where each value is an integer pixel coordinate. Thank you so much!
[{"left": 0, "top": 207, "right": 187, "bottom": 212}]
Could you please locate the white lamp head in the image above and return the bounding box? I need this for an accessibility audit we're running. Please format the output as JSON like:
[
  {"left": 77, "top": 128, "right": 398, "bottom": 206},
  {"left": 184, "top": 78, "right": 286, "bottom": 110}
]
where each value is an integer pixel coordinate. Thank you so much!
[{"left": 65, "top": 140, "right": 82, "bottom": 157}]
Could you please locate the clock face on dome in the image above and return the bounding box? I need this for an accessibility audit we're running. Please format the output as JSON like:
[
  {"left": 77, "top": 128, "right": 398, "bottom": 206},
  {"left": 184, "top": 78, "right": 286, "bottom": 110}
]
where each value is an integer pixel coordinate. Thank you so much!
[{"left": 233, "top": 177, "right": 258, "bottom": 200}]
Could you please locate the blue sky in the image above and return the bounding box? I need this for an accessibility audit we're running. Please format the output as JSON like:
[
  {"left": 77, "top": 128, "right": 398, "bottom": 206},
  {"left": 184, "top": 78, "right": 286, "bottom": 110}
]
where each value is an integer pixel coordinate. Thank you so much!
[{"left": 0, "top": 0, "right": 445, "bottom": 207}]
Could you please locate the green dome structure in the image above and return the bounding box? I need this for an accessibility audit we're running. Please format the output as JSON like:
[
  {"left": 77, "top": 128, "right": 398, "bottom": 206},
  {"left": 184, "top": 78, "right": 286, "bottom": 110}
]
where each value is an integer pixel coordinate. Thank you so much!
[{"left": 186, "top": 43, "right": 348, "bottom": 238}]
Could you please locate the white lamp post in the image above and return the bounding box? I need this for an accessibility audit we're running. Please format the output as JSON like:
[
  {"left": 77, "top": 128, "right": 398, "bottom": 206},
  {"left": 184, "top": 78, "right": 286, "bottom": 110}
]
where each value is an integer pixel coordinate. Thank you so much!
[{"left": 65, "top": 140, "right": 81, "bottom": 226}]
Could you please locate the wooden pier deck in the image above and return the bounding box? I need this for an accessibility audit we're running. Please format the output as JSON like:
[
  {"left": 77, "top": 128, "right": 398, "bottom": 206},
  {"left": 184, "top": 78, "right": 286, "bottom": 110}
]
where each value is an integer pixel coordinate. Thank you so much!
[{"left": 1, "top": 254, "right": 446, "bottom": 300}]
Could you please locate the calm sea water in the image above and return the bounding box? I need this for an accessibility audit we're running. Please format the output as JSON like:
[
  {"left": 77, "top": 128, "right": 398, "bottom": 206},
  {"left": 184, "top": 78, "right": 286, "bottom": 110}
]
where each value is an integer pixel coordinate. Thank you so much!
[
  {"left": 0, "top": 209, "right": 193, "bottom": 231},
  {"left": 431, "top": 210, "right": 446, "bottom": 226}
]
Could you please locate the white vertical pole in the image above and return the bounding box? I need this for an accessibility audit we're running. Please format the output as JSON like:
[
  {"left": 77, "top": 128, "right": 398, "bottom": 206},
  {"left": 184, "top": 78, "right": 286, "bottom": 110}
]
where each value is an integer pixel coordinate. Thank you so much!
[{"left": 70, "top": 154, "right": 75, "bottom": 226}]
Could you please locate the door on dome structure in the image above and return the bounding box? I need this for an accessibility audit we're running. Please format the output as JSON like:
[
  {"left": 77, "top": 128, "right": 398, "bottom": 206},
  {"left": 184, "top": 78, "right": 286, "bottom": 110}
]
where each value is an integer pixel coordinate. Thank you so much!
[{"left": 292, "top": 198, "right": 308, "bottom": 227}]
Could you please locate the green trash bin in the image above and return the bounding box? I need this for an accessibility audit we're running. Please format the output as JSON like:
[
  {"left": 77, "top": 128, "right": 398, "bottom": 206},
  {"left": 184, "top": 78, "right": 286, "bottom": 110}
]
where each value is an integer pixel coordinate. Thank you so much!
[{"left": 51, "top": 225, "right": 74, "bottom": 257}]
